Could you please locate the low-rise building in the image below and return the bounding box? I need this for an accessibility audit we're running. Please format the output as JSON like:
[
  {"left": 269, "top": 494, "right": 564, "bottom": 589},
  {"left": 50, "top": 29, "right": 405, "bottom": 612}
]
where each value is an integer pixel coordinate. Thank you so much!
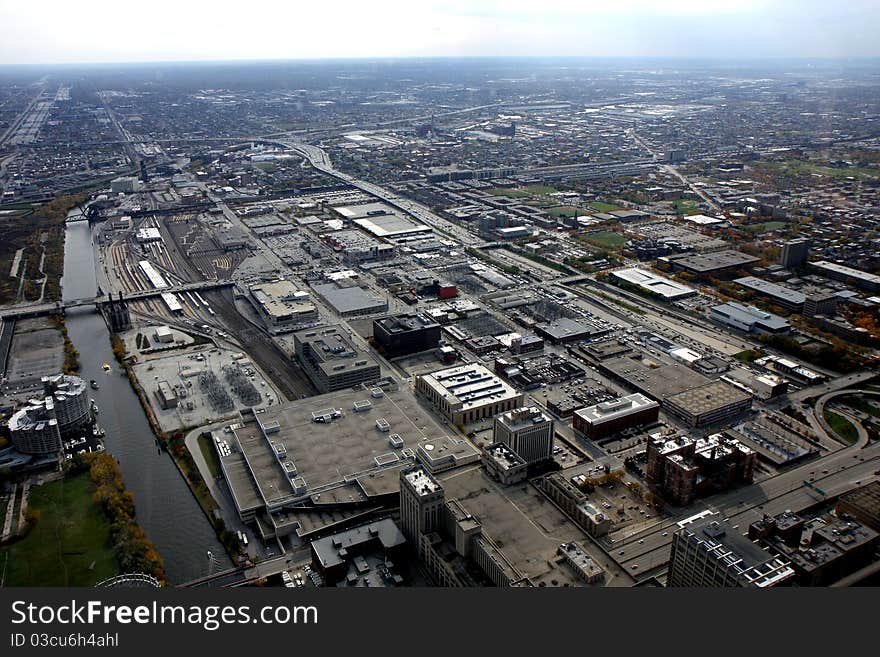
[
  {"left": 572, "top": 393, "right": 660, "bottom": 440},
  {"left": 373, "top": 313, "right": 441, "bottom": 357},
  {"left": 415, "top": 363, "right": 523, "bottom": 426},
  {"left": 249, "top": 280, "right": 318, "bottom": 334},
  {"left": 709, "top": 302, "right": 791, "bottom": 335},
  {"left": 293, "top": 325, "right": 381, "bottom": 393},
  {"left": 663, "top": 381, "right": 752, "bottom": 428}
]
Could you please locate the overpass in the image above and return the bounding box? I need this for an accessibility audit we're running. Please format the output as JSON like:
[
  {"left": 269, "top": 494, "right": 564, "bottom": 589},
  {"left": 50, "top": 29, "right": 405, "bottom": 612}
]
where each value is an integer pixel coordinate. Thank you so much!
[{"left": 0, "top": 280, "right": 235, "bottom": 321}]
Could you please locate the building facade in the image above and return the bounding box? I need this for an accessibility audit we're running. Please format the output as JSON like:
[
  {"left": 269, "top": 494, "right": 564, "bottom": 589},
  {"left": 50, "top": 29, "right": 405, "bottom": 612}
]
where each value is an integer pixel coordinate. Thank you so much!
[{"left": 493, "top": 406, "right": 554, "bottom": 465}]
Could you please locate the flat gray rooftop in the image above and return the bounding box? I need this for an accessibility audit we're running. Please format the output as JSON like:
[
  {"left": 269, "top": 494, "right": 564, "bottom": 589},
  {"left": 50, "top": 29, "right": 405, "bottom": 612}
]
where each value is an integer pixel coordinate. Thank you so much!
[
  {"left": 224, "top": 383, "right": 458, "bottom": 509},
  {"left": 438, "top": 467, "right": 589, "bottom": 586}
]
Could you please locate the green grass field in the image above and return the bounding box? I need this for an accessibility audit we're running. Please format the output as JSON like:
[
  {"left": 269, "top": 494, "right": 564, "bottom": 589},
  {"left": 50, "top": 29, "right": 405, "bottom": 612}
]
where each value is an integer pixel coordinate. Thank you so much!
[
  {"left": 672, "top": 199, "right": 700, "bottom": 215},
  {"left": 589, "top": 201, "right": 620, "bottom": 213},
  {"left": 583, "top": 231, "right": 627, "bottom": 249},
  {"left": 547, "top": 205, "right": 582, "bottom": 218},
  {"left": 0, "top": 473, "right": 118, "bottom": 586},
  {"left": 745, "top": 221, "right": 788, "bottom": 233},
  {"left": 824, "top": 410, "right": 859, "bottom": 445},
  {"left": 759, "top": 159, "right": 880, "bottom": 181},
  {"left": 198, "top": 433, "right": 222, "bottom": 479}
]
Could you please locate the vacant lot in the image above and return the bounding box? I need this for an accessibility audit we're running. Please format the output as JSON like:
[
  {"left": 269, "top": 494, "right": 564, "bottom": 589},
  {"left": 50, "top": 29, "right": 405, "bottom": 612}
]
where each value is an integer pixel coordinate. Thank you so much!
[{"left": 0, "top": 473, "right": 118, "bottom": 586}]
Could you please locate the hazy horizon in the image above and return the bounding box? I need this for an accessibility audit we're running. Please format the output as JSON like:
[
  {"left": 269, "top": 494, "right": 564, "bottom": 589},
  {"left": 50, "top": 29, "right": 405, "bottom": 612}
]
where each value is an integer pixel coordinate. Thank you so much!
[{"left": 1, "top": 0, "right": 879, "bottom": 66}]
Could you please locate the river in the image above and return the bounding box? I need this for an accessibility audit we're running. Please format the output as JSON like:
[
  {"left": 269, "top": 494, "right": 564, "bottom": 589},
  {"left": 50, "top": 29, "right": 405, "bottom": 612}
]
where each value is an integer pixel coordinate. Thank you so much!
[{"left": 62, "top": 218, "right": 227, "bottom": 584}]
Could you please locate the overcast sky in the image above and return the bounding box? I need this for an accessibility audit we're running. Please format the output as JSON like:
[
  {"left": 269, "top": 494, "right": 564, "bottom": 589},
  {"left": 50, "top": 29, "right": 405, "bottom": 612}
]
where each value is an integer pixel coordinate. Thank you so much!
[{"left": 1, "top": 0, "right": 878, "bottom": 65}]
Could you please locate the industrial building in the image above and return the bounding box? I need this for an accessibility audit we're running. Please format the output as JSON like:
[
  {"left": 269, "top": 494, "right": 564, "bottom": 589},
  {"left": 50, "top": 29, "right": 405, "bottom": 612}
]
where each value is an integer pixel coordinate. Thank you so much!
[
  {"left": 311, "top": 281, "right": 389, "bottom": 317},
  {"left": 663, "top": 381, "right": 752, "bottom": 428},
  {"left": 645, "top": 431, "right": 756, "bottom": 505},
  {"left": 214, "top": 379, "right": 464, "bottom": 542},
  {"left": 248, "top": 280, "right": 317, "bottom": 334},
  {"left": 810, "top": 261, "right": 880, "bottom": 292},
  {"left": 668, "top": 515, "right": 794, "bottom": 587},
  {"left": 836, "top": 482, "right": 880, "bottom": 532},
  {"left": 492, "top": 406, "right": 554, "bottom": 465},
  {"left": 735, "top": 276, "right": 805, "bottom": 312},
  {"left": 373, "top": 313, "right": 441, "bottom": 357},
  {"left": 665, "top": 250, "right": 759, "bottom": 276},
  {"left": 310, "top": 518, "right": 407, "bottom": 586},
  {"left": 610, "top": 268, "right": 697, "bottom": 300},
  {"left": 415, "top": 363, "right": 523, "bottom": 426},
  {"left": 534, "top": 317, "right": 612, "bottom": 344},
  {"left": 293, "top": 325, "right": 381, "bottom": 393},
  {"left": 709, "top": 302, "right": 791, "bottom": 335},
  {"left": 572, "top": 393, "right": 660, "bottom": 440}
]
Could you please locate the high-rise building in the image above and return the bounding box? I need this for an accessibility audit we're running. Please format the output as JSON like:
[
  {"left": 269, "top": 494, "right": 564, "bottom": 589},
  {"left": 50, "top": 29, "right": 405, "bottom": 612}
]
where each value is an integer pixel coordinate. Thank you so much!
[
  {"left": 780, "top": 239, "right": 810, "bottom": 268},
  {"left": 668, "top": 515, "right": 794, "bottom": 587},
  {"left": 493, "top": 406, "right": 554, "bottom": 465},
  {"left": 7, "top": 374, "right": 90, "bottom": 455},
  {"left": 399, "top": 466, "right": 445, "bottom": 557}
]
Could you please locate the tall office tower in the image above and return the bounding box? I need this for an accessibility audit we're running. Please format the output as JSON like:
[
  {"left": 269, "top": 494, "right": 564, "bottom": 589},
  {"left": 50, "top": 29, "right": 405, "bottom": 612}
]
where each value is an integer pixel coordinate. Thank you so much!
[
  {"left": 780, "top": 239, "right": 810, "bottom": 268},
  {"left": 399, "top": 466, "right": 445, "bottom": 557},
  {"left": 493, "top": 406, "right": 554, "bottom": 465},
  {"left": 668, "top": 515, "right": 794, "bottom": 587}
]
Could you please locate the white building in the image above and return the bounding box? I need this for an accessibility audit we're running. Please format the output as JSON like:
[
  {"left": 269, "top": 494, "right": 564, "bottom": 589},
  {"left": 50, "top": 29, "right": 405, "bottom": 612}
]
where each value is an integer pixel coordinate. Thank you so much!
[{"left": 415, "top": 363, "right": 523, "bottom": 426}]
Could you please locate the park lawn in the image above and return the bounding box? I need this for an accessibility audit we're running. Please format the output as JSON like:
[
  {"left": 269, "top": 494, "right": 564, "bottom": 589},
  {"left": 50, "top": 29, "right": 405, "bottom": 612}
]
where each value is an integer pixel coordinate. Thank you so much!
[
  {"left": 823, "top": 410, "right": 859, "bottom": 445},
  {"left": 589, "top": 201, "right": 620, "bottom": 213},
  {"left": 745, "top": 221, "right": 787, "bottom": 233},
  {"left": 583, "top": 231, "right": 627, "bottom": 249},
  {"left": 734, "top": 349, "right": 762, "bottom": 363},
  {"left": 0, "top": 472, "right": 119, "bottom": 586},
  {"left": 762, "top": 159, "right": 880, "bottom": 181},
  {"left": 198, "top": 433, "right": 222, "bottom": 479}
]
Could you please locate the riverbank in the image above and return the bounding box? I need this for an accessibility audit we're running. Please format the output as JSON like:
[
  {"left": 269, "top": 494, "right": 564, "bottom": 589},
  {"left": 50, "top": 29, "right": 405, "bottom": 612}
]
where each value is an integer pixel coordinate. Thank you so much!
[
  {"left": 61, "top": 219, "right": 227, "bottom": 583},
  {"left": 112, "top": 335, "right": 243, "bottom": 565}
]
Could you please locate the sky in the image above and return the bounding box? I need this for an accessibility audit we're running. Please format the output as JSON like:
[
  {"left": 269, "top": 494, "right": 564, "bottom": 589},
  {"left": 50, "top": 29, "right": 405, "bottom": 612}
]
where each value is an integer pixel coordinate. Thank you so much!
[{"left": 0, "top": 0, "right": 878, "bottom": 65}]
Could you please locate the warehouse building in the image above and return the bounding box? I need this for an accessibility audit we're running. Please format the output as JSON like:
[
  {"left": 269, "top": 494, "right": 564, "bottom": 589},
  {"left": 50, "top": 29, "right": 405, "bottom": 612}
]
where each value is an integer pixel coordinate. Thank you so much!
[
  {"left": 663, "top": 381, "right": 752, "bottom": 428},
  {"left": 249, "top": 280, "right": 318, "bottom": 334},
  {"left": 735, "top": 276, "right": 805, "bottom": 312},
  {"left": 709, "top": 302, "right": 791, "bottom": 335},
  {"left": 610, "top": 268, "right": 697, "bottom": 300},
  {"left": 665, "top": 250, "right": 759, "bottom": 276}
]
